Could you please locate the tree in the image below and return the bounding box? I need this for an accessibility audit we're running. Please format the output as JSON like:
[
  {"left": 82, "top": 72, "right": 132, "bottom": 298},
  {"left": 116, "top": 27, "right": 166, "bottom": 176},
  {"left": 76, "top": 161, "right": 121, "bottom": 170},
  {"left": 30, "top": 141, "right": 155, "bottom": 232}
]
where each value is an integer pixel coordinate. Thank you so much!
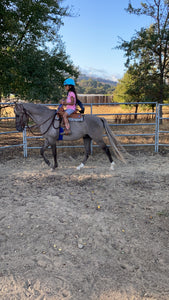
[
  {"left": 0, "top": 0, "right": 79, "bottom": 101},
  {"left": 113, "top": 71, "right": 144, "bottom": 118},
  {"left": 116, "top": 0, "right": 169, "bottom": 117}
]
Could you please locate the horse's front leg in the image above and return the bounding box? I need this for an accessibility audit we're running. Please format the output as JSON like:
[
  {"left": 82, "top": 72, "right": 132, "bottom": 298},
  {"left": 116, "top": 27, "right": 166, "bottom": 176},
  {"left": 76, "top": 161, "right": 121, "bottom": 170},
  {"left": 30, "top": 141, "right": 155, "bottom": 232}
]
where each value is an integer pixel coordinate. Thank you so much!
[
  {"left": 77, "top": 135, "right": 92, "bottom": 170},
  {"left": 40, "top": 139, "right": 51, "bottom": 167},
  {"left": 51, "top": 143, "right": 58, "bottom": 170}
]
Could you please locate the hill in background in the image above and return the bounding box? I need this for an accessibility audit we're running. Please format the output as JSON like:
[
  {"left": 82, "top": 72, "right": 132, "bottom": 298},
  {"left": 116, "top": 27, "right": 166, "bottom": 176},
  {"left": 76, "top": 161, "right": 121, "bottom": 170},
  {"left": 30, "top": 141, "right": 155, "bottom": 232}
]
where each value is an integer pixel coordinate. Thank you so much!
[
  {"left": 78, "top": 74, "right": 117, "bottom": 86},
  {"left": 77, "top": 74, "right": 117, "bottom": 95}
]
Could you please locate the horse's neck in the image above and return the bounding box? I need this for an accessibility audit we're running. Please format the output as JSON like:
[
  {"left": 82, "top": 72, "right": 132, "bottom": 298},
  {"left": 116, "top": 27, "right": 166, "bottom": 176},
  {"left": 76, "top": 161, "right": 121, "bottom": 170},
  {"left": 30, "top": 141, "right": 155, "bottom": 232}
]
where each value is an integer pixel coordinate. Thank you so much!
[{"left": 24, "top": 103, "right": 52, "bottom": 124}]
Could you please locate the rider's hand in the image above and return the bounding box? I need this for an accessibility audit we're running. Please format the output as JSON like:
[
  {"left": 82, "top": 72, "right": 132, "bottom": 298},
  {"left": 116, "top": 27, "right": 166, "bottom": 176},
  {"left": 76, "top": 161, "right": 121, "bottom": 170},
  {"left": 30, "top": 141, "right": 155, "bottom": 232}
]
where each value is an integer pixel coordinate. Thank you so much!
[{"left": 60, "top": 99, "right": 65, "bottom": 105}]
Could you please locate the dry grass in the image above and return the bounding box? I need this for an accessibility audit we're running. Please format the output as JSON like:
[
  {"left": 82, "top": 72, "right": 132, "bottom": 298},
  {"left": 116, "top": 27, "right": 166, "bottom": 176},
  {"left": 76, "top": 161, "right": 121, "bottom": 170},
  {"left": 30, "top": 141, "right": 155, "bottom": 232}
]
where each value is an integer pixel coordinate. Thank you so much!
[
  {"left": 1, "top": 102, "right": 169, "bottom": 119},
  {"left": 0, "top": 103, "right": 157, "bottom": 118}
]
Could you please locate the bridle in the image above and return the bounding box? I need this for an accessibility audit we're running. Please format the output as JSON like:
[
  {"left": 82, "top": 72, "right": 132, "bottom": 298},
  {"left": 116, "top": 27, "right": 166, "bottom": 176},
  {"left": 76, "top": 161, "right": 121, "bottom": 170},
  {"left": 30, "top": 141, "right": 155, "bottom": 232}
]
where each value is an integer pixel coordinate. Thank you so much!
[{"left": 21, "top": 107, "right": 61, "bottom": 136}]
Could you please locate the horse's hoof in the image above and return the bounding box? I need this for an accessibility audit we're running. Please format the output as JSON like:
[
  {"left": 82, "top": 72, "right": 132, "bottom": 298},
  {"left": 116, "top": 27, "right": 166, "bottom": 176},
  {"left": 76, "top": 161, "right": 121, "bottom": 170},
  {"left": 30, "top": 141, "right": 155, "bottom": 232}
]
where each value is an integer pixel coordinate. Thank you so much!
[
  {"left": 77, "top": 163, "right": 84, "bottom": 170},
  {"left": 110, "top": 162, "right": 115, "bottom": 170},
  {"left": 51, "top": 166, "right": 57, "bottom": 171}
]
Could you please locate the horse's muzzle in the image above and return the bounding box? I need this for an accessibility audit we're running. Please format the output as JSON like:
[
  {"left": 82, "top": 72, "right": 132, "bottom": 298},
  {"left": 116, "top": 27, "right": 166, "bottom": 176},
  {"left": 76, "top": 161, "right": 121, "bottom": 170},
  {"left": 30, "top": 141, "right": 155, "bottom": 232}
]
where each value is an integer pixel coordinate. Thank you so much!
[
  {"left": 16, "top": 124, "right": 24, "bottom": 132},
  {"left": 15, "top": 114, "right": 25, "bottom": 132}
]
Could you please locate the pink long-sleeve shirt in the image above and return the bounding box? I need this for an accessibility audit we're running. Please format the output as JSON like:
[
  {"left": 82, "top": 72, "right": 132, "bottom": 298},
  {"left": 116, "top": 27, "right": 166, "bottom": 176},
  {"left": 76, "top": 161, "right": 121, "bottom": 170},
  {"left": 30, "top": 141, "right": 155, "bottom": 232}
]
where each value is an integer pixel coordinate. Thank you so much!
[{"left": 66, "top": 91, "right": 76, "bottom": 110}]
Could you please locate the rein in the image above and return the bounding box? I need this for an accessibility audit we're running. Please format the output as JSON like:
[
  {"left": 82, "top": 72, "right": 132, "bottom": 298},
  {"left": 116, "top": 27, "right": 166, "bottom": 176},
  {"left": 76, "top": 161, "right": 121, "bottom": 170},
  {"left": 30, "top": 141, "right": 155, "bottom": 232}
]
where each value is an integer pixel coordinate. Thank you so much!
[{"left": 24, "top": 109, "right": 60, "bottom": 136}]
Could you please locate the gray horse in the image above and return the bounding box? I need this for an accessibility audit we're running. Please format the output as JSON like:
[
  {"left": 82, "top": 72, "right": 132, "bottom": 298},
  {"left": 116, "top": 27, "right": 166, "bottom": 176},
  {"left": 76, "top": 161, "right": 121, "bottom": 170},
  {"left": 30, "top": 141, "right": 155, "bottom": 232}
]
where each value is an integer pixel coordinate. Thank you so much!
[{"left": 14, "top": 102, "right": 125, "bottom": 170}]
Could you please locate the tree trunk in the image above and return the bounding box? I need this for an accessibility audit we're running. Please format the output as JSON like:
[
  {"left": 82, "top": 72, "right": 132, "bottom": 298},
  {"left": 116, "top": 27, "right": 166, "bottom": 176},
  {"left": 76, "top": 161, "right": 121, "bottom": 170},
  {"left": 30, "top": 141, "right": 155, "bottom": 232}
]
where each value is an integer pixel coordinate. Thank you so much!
[
  {"left": 134, "top": 104, "right": 138, "bottom": 120},
  {"left": 159, "top": 73, "right": 164, "bottom": 124}
]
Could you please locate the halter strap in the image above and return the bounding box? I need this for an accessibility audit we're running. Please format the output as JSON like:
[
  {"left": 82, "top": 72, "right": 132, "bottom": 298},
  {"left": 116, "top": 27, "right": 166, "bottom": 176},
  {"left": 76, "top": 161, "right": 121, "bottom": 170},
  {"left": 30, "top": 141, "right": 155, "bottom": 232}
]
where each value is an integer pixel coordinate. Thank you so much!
[{"left": 25, "top": 109, "right": 60, "bottom": 136}]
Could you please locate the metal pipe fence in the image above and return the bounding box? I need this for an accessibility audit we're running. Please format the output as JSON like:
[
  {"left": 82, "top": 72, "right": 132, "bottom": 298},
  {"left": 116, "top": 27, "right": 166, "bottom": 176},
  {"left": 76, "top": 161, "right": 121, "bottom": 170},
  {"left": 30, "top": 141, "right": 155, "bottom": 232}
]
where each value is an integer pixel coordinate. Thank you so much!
[
  {"left": 0, "top": 101, "right": 168, "bottom": 157},
  {"left": 156, "top": 103, "right": 169, "bottom": 152},
  {"left": 0, "top": 102, "right": 21, "bottom": 150}
]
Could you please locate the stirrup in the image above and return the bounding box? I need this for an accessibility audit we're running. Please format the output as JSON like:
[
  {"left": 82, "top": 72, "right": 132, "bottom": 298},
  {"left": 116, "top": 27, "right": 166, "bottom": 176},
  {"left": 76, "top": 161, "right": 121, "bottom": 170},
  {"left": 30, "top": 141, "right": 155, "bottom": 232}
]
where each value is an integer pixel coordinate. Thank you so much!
[{"left": 60, "top": 130, "right": 71, "bottom": 135}]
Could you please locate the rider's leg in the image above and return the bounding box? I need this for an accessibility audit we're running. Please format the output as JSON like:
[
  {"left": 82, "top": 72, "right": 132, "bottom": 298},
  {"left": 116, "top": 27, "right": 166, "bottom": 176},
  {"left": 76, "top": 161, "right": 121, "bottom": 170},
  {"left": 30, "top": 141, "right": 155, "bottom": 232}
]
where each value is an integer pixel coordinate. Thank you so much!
[{"left": 63, "top": 112, "right": 70, "bottom": 130}]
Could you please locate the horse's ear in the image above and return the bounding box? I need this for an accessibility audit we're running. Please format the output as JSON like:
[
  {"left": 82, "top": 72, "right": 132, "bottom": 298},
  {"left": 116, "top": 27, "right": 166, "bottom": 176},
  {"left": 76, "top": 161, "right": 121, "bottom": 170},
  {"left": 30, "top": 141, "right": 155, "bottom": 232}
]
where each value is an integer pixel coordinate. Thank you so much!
[{"left": 15, "top": 103, "right": 24, "bottom": 113}]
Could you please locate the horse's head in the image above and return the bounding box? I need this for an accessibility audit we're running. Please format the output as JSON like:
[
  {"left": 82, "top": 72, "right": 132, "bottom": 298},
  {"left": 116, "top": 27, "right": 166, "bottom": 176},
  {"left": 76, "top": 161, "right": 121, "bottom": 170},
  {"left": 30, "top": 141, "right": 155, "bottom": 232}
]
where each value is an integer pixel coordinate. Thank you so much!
[{"left": 14, "top": 103, "right": 29, "bottom": 132}]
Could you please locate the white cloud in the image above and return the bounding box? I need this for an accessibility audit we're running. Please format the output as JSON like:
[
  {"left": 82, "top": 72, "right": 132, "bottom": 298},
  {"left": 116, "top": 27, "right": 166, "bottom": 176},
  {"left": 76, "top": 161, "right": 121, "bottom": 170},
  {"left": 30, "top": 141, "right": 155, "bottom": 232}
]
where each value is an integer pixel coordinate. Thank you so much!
[{"left": 79, "top": 67, "right": 121, "bottom": 82}]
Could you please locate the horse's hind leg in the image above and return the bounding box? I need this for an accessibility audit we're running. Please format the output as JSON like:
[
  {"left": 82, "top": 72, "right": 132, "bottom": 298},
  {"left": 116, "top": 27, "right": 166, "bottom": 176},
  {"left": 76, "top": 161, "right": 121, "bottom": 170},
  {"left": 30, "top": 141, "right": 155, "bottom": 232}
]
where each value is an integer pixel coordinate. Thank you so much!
[
  {"left": 40, "top": 139, "right": 51, "bottom": 167},
  {"left": 102, "top": 144, "right": 113, "bottom": 163},
  {"left": 94, "top": 138, "right": 115, "bottom": 170},
  {"left": 77, "top": 135, "right": 92, "bottom": 170},
  {"left": 103, "top": 144, "right": 115, "bottom": 169}
]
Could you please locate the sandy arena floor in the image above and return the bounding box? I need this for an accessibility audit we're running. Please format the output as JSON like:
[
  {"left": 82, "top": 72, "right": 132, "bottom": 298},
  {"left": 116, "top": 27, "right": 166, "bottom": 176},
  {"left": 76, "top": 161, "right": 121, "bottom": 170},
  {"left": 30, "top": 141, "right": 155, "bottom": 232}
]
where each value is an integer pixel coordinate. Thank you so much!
[{"left": 0, "top": 149, "right": 169, "bottom": 300}]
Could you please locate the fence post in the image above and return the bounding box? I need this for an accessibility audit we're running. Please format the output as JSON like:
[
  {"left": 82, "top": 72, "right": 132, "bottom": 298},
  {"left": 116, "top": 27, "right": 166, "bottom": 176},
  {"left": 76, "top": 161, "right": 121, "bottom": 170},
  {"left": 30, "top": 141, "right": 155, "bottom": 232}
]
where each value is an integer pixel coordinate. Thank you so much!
[
  {"left": 155, "top": 103, "right": 159, "bottom": 153},
  {"left": 90, "top": 103, "right": 93, "bottom": 154},
  {"left": 23, "top": 127, "right": 27, "bottom": 157}
]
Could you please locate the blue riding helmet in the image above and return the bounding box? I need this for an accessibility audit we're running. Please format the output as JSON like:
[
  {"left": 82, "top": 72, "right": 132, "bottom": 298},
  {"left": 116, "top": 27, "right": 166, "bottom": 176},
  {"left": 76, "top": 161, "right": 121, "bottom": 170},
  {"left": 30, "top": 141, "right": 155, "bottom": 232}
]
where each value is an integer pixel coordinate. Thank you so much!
[{"left": 64, "top": 78, "right": 75, "bottom": 86}]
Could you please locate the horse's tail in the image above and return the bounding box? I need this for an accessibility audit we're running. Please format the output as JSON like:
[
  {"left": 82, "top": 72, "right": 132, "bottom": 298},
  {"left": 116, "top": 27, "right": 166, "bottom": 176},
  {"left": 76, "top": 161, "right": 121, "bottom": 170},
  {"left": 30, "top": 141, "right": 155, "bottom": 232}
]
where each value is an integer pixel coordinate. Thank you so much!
[{"left": 100, "top": 117, "right": 126, "bottom": 163}]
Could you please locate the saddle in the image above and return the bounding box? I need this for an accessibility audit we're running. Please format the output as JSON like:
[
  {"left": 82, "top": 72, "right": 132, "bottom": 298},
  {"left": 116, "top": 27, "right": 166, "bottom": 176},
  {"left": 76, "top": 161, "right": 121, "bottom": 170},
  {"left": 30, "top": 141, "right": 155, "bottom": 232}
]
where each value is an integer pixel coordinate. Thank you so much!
[
  {"left": 57, "top": 106, "right": 83, "bottom": 121},
  {"left": 56, "top": 105, "right": 83, "bottom": 136}
]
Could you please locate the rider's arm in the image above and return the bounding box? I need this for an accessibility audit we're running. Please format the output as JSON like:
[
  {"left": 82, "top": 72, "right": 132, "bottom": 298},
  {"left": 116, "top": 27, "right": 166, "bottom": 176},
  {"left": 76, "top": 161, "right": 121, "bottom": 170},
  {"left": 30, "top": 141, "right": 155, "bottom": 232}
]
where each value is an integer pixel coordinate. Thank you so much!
[{"left": 60, "top": 96, "right": 75, "bottom": 106}]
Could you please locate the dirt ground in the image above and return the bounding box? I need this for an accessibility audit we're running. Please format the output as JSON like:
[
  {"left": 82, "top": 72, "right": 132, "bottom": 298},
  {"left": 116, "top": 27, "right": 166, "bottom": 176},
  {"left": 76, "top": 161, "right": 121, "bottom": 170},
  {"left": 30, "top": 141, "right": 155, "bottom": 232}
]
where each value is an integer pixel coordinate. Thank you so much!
[{"left": 0, "top": 148, "right": 169, "bottom": 300}]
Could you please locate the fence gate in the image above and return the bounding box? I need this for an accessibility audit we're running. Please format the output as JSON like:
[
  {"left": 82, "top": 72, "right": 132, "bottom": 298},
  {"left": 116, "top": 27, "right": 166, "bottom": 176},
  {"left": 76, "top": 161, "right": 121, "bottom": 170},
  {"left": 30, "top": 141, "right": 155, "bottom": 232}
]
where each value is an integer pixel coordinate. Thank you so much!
[{"left": 156, "top": 103, "right": 169, "bottom": 152}]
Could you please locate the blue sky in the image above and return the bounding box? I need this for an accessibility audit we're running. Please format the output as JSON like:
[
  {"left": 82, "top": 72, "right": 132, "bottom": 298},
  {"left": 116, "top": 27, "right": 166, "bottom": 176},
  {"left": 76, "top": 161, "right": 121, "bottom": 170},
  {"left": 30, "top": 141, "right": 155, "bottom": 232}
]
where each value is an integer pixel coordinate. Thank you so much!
[{"left": 60, "top": 0, "right": 153, "bottom": 81}]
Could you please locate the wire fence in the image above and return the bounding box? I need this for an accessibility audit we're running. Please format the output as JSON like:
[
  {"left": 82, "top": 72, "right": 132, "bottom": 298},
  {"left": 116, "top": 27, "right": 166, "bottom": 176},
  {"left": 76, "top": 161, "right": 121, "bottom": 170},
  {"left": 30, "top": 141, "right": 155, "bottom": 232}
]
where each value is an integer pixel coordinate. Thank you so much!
[{"left": 0, "top": 101, "right": 169, "bottom": 157}]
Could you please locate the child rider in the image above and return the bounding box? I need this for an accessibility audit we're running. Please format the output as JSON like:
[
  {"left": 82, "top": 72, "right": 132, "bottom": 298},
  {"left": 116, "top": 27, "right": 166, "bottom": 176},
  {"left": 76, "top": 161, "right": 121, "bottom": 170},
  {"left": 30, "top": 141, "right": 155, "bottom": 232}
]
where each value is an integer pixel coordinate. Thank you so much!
[{"left": 60, "top": 78, "right": 77, "bottom": 135}]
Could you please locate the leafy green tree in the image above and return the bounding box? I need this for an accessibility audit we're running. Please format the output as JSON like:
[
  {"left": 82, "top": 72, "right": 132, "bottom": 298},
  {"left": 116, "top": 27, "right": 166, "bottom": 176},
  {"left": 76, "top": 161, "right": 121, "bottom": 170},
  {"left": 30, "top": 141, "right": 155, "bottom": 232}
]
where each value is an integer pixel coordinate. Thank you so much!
[
  {"left": 116, "top": 0, "right": 169, "bottom": 116},
  {"left": 0, "top": 0, "right": 79, "bottom": 101},
  {"left": 113, "top": 66, "right": 162, "bottom": 118},
  {"left": 113, "top": 71, "right": 143, "bottom": 118}
]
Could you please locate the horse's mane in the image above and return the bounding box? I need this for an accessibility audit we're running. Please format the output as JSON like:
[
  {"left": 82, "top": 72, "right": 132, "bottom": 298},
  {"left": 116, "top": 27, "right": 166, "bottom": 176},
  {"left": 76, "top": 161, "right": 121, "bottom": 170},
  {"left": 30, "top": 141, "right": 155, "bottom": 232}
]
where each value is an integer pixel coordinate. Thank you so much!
[{"left": 23, "top": 102, "right": 54, "bottom": 114}]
